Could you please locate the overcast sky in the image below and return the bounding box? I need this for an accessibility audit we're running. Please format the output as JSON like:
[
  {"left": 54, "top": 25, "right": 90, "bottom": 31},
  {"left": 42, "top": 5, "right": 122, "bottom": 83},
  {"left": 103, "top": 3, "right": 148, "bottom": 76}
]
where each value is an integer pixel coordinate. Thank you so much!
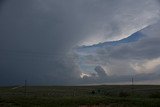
[{"left": 0, "top": 0, "right": 160, "bottom": 85}]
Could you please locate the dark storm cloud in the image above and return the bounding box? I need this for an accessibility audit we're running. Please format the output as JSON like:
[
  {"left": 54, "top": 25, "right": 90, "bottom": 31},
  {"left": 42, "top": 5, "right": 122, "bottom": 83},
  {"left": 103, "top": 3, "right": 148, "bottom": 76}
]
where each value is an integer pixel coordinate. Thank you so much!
[
  {"left": 0, "top": 0, "right": 5, "bottom": 11},
  {"left": 0, "top": 0, "right": 84, "bottom": 85},
  {"left": 0, "top": 0, "right": 160, "bottom": 85},
  {"left": 0, "top": 0, "right": 83, "bottom": 53},
  {"left": 0, "top": 0, "right": 5, "bottom": 6}
]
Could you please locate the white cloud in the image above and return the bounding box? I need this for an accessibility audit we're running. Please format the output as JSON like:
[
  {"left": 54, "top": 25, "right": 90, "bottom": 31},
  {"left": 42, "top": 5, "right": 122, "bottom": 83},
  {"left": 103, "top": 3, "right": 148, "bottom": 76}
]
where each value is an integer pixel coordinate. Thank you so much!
[{"left": 131, "top": 58, "right": 160, "bottom": 74}]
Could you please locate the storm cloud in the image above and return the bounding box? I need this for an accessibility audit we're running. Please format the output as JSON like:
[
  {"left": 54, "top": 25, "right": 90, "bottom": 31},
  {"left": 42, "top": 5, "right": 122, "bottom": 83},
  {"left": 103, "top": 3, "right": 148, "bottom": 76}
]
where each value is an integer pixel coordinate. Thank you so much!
[
  {"left": 0, "top": 0, "right": 160, "bottom": 85},
  {"left": 75, "top": 22, "right": 160, "bottom": 84}
]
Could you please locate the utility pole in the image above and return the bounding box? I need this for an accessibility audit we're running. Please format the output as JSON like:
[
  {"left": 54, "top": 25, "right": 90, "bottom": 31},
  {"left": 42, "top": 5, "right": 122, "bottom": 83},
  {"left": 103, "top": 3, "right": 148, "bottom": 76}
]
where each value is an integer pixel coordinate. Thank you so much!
[
  {"left": 25, "top": 79, "right": 27, "bottom": 96},
  {"left": 132, "top": 77, "right": 134, "bottom": 86},
  {"left": 131, "top": 77, "right": 134, "bottom": 94}
]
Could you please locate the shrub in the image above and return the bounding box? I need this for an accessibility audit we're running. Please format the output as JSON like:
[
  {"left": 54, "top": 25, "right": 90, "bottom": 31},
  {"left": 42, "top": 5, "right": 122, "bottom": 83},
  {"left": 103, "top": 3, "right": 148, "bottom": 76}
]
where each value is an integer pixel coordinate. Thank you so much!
[
  {"left": 149, "top": 92, "right": 160, "bottom": 98},
  {"left": 91, "top": 90, "right": 96, "bottom": 95},
  {"left": 119, "top": 91, "right": 130, "bottom": 97}
]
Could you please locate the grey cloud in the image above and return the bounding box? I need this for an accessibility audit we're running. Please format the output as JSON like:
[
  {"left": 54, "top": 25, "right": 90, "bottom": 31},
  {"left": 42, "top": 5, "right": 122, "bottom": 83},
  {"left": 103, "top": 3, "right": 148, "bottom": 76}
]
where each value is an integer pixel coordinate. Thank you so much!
[
  {"left": 81, "top": 66, "right": 160, "bottom": 84},
  {"left": 108, "top": 23, "right": 160, "bottom": 60},
  {"left": 0, "top": 0, "right": 5, "bottom": 12},
  {"left": 78, "top": 0, "right": 160, "bottom": 44},
  {"left": 75, "top": 21, "right": 160, "bottom": 84},
  {"left": 0, "top": 0, "right": 160, "bottom": 85},
  {"left": 95, "top": 66, "right": 108, "bottom": 78},
  {"left": 0, "top": 0, "right": 85, "bottom": 85}
]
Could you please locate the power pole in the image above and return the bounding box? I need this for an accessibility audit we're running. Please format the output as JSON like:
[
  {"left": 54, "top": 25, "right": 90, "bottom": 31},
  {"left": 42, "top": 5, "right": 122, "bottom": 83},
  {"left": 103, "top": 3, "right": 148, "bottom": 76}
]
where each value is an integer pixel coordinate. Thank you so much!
[
  {"left": 131, "top": 77, "right": 134, "bottom": 94},
  {"left": 132, "top": 77, "right": 134, "bottom": 86},
  {"left": 25, "top": 79, "right": 27, "bottom": 96}
]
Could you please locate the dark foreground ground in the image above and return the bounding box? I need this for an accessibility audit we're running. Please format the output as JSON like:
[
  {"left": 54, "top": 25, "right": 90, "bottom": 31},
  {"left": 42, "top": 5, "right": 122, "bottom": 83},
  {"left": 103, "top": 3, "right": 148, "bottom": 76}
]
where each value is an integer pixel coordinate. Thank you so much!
[{"left": 0, "top": 85, "right": 160, "bottom": 107}]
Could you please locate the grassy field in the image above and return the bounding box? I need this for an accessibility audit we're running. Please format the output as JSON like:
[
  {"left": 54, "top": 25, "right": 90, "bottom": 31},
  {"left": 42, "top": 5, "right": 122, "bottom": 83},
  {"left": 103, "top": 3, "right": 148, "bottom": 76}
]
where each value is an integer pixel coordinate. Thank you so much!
[{"left": 0, "top": 85, "right": 160, "bottom": 107}]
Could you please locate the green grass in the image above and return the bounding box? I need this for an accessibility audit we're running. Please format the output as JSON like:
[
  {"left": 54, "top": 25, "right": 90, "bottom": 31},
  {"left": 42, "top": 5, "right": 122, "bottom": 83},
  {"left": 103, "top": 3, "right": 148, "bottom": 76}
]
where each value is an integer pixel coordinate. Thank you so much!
[{"left": 0, "top": 85, "right": 160, "bottom": 107}]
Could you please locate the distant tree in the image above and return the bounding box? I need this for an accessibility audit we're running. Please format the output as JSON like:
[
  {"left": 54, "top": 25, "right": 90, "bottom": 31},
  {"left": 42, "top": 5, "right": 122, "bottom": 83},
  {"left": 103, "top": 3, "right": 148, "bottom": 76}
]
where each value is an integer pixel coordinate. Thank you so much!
[
  {"left": 119, "top": 91, "right": 129, "bottom": 97},
  {"left": 91, "top": 90, "right": 95, "bottom": 95}
]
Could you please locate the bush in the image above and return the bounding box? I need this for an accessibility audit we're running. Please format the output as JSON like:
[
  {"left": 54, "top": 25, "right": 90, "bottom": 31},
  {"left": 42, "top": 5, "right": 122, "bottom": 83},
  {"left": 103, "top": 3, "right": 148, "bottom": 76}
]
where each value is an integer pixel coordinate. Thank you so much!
[
  {"left": 149, "top": 92, "right": 160, "bottom": 98},
  {"left": 91, "top": 90, "right": 96, "bottom": 95},
  {"left": 119, "top": 91, "right": 130, "bottom": 97}
]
